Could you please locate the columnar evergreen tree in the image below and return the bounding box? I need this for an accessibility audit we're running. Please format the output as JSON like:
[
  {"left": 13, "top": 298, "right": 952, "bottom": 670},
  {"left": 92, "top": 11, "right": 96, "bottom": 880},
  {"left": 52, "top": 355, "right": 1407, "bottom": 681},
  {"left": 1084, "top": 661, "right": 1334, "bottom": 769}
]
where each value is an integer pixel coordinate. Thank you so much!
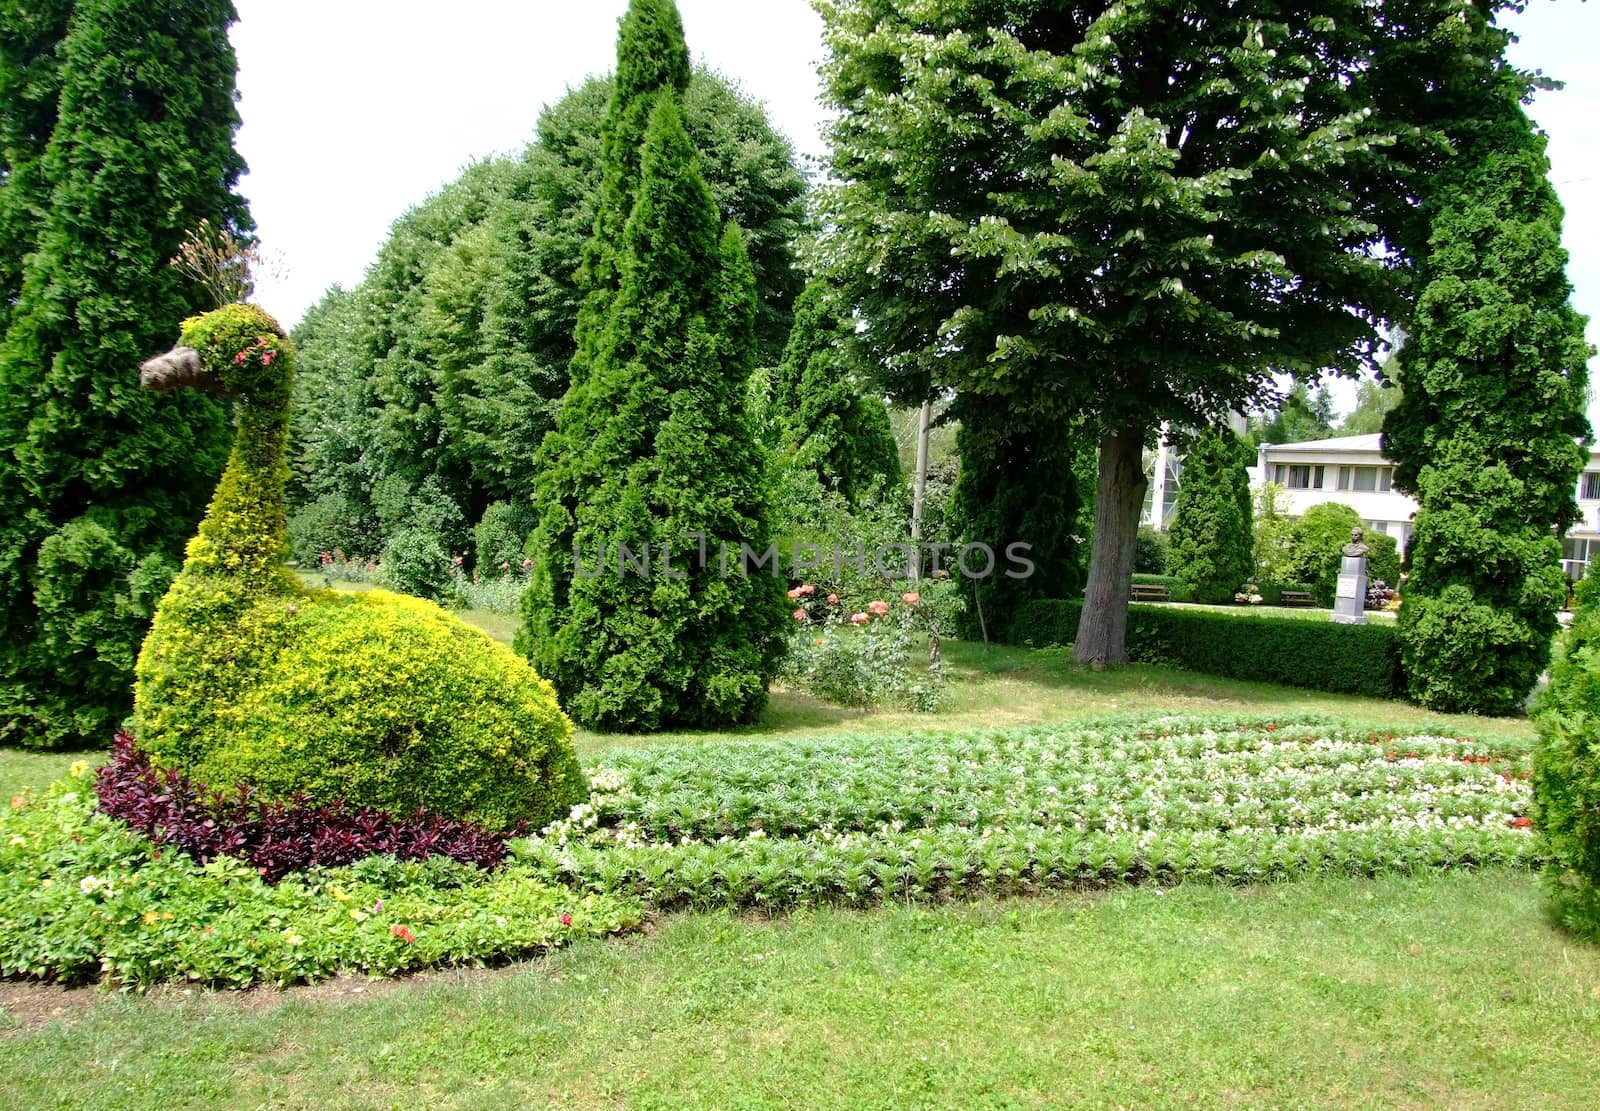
[
  {"left": 0, "top": 0, "right": 72, "bottom": 337},
  {"left": 771, "top": 281, "right": 902, "bottom": 507},
  {"left": 0, "top": 0, "right": 250, "bottom": 747},
  {"left": 516, "top": 1, "right": 786, "bottom": 731},
  {"left": 816, "top": 0, "right": 1501, "bottom": 667},
  {"left": 951, "top": 394, "right": 1087, "bottom": 639},
  {"left": 1383, "top": 86, "right": 1592, "bottom": 715},
  {"left": 1166, "top": 426, "right": 1255, "bottom": 604}
]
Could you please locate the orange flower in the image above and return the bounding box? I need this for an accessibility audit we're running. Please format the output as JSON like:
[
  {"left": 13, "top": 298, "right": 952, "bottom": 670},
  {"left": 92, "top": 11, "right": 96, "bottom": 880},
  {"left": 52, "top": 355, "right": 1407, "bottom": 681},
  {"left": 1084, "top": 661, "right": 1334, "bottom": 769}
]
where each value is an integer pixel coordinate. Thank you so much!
[
  {"left": 868, "top": 600, "right": 889, "bottom": 616},
  {"left": 390, "top": 924, "right": 416, "bottom": 944}
]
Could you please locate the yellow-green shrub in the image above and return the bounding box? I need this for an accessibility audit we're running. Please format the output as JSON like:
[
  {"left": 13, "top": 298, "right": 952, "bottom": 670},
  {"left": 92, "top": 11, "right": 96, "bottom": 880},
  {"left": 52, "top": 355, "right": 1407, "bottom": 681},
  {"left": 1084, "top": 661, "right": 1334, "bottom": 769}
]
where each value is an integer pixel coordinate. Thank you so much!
[{"left": 137, "top": 588, "right": 584, "bottom": 831}]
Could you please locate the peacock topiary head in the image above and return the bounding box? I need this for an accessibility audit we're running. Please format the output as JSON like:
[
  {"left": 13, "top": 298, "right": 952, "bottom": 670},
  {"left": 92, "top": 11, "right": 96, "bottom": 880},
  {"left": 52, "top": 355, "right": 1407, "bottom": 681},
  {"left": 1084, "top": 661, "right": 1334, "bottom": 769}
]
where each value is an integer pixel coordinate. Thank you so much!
[{"left": 139, "top": 303, "right": 294, "bottom": 404}]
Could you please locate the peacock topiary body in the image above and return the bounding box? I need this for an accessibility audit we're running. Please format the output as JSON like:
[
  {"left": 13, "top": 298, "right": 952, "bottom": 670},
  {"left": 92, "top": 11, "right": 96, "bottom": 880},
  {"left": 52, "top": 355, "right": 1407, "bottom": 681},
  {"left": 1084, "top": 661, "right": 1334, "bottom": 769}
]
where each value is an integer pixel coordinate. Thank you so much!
[{"left": 133, "top": 305, "right": 585, "bottom": 831}]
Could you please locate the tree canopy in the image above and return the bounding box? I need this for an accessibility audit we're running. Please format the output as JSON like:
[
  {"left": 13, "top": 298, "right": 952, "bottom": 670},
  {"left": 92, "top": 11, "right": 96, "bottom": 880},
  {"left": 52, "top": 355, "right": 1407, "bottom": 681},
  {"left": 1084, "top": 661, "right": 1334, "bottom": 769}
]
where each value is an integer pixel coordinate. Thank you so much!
[
  {"left": 288, "top": 64, "right": 807, "bottom": 573},
  {"left": 816, "top": 0, "right": 1507, "bottom": 666}
]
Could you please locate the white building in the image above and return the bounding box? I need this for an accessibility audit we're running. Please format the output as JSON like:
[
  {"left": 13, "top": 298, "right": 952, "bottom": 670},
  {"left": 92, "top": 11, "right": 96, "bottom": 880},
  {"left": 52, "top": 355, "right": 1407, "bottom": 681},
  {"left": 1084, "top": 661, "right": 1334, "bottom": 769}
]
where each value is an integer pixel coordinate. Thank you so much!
[{"left": 1254, "top": 433, "right": 1600, "bottom": 576}]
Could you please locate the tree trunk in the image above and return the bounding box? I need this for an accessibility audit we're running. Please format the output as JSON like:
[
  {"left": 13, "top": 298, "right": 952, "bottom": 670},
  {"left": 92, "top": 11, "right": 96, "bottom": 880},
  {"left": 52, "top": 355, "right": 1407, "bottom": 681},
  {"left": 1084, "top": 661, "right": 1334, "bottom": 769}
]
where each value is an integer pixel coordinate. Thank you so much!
[{"left": 1072, "top": 424, "right": 1150, "bottom": 667}]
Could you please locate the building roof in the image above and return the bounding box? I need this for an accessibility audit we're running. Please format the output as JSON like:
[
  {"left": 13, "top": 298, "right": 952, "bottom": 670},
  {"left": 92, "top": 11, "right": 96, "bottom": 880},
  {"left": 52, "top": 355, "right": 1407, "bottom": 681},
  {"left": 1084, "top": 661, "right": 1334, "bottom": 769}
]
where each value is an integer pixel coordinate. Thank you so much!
[{"left": 1261, "top": 433, "right": 1384, "bottom": 455}]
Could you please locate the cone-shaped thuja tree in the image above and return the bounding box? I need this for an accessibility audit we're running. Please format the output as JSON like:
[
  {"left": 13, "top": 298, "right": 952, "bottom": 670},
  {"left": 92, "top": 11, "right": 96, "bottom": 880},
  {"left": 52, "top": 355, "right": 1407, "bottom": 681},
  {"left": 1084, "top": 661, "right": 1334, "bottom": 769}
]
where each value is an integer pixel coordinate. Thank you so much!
[
  {"left": 0, "top": 0, "right": 250, "bottom": 748},
  {"left": 771, "top": 281, "right": 902, "bottom": 507},
  {"left": 950, "top": 392, "right": 1087, "bottom": 639},
  {"left": 1383, "top": 88, "right": 1592, "bottom": 716},
  {"left": 518, "top": 9, "right": 785, "bottom": 731},
  {"left": 1166, "top": 426, "right": 1256, "bottom": 605}
]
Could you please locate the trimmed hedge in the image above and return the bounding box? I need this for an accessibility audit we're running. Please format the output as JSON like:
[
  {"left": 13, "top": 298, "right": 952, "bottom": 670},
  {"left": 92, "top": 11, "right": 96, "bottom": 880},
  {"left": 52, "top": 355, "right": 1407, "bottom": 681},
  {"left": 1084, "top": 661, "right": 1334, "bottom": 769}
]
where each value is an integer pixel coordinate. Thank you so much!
[{"left": 1008, "top": 599, "right": 1404, "bottom": 699}]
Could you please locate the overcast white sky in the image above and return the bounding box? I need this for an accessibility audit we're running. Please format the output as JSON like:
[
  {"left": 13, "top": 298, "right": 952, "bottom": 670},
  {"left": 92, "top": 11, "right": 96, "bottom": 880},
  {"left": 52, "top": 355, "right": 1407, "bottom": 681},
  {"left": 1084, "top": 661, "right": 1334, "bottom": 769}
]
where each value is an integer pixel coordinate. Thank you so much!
[{"left": 231, "top": 0, "right": 1600, "bottom": 417}]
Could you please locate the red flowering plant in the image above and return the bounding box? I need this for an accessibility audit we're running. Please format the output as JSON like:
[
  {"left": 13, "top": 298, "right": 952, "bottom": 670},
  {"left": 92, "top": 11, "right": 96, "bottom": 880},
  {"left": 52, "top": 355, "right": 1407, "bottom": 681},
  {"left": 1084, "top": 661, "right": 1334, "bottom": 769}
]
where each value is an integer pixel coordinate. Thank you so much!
[{"left": 780, "top": 581, "right": 961, "bottom": 712}]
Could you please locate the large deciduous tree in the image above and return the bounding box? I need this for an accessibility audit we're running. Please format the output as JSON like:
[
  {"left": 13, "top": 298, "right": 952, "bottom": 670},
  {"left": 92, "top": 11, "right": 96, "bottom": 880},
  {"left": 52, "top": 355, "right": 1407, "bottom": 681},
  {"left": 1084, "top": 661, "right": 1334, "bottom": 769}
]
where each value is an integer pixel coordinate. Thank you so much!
[
  {"left": 0, "top": 0, "right": 251, "bottom": 747},
  {"left": 816, "top": 0, "right": 1485, "bottom": 667},
  {"left": 516, "top": 0, "right": 786, "bottom": 731},
  {"left": 1383, "top": 81, "right": 1591, "bottom": 715}
]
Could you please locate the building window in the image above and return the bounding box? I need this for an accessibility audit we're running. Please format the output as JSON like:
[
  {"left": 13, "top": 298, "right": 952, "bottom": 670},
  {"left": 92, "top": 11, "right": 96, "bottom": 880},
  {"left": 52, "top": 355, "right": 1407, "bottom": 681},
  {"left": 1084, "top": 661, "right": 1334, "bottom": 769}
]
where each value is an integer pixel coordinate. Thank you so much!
[
  {"left": 1582, "top": 471, "right": 1600, "bottom": 500},
  {"left": 1275, "top": 463, "right": 1323, "bottom": 490},
  {"left": 1337, "top": 465, "right": 1393, "bottom": 493}
]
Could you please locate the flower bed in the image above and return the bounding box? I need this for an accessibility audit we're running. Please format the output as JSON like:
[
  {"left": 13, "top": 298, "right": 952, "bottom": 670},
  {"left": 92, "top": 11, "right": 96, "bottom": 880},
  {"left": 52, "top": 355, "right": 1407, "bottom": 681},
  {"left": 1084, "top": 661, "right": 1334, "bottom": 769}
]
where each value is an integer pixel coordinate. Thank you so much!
[
  {"left": 515, "top": 717, "right": 1537, "bottom": 909},
  {"left": 0, "top": 767, "right": 641, "bottom": 988}
]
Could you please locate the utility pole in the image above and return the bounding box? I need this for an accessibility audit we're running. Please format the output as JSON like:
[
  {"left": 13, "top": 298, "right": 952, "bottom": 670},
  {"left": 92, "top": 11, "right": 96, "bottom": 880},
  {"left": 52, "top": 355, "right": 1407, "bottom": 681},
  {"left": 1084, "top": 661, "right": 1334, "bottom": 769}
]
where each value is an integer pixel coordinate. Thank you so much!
[{"left": 909, "top": 397, "right": 932, "bottom": 580}]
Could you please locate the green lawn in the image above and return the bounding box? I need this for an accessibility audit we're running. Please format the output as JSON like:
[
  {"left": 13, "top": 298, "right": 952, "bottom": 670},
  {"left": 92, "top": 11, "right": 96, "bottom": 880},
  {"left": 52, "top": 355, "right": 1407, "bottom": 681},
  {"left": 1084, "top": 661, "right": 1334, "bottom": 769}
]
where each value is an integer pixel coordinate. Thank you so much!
[
  {"left": 2, "top": 871, "right": 1595, "bottom": 1108},
  {"left": 2, "top": 597, "right": 1582, "bottom": 1108}
]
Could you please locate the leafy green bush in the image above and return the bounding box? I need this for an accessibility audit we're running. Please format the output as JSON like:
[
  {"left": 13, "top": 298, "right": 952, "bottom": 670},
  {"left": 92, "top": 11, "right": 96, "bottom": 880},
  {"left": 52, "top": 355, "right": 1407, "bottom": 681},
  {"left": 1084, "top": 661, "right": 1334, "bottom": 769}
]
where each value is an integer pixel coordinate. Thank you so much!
[
  {"left": 287, "top": 492, "right": 380, "bottom": 567},
  {"left": 1006, "top": 599, "right": 1405, "bottom": 699},
  {"left": 1286, "top": 503, "right": 1362, "bottom": 606},
  {"left": 1532, "top": 563, "right": 1600, "bottom": 940},
  {"left": 1133, "top": 525, "right": 1169, "bottom": 574},
  {"left": 380, "top": 477, "right": 466, "bottom": 602},
  {"left": 0, "top": 770, "right": 641, "bottom": 988},
  {"left": 473, "top": 501, "right": 533, "bottom": 573}
]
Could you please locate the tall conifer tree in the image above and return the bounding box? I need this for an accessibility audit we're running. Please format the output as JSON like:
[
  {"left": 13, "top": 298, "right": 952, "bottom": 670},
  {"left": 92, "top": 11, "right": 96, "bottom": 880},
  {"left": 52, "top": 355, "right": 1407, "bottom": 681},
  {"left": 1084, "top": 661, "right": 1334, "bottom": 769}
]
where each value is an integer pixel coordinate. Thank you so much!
[
  {"left": 1166, "top": 426, "right": 1255, "bottom": 605},
  {"left": 772, "top": 281, "right": 902, "bottom": 507},
  {"left": 1383, "top": 82, "right": 1592, "bottom": 714},
  {"left": 518, "top": 1, "right": 785, "bottom": 731},
  {"left": 0, "top": 0, "right": 250, "bottom": 747}
]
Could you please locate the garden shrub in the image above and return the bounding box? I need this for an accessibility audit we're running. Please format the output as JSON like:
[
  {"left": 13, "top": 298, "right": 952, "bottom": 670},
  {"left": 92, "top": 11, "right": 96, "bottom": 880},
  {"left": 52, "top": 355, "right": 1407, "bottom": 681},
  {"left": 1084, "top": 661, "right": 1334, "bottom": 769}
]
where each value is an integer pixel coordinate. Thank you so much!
[
  {"left": 1285, "top": 502, "right": 1362, "bottom": 606},
  {"left": 1133, "top": 525, "right": 1169, "bottom": 574},
  {"left": 140, "top": 588, "right": 586, "bottom": 832},
  {"left": 1006, "top": 599, "right": 1404, "bottom": 699},
  {"left": 287, "top": 492, "right": 380, "bottom": 567},
  {"left": 473, "top": 501, "right": 533, "bottom": 573},
  {"left": 1532, "top": 562, "right": 1600, "bottom": 940}
]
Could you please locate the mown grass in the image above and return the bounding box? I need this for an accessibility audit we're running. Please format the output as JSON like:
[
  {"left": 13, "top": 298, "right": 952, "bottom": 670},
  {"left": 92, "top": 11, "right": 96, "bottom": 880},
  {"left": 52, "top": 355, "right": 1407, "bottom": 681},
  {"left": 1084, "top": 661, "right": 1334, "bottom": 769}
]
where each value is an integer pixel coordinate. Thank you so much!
[
  {"left": 2, "top": 871, "right": 1595, "bottom": 1108},
  {"left": 0, "top": 590, "right": 1573, "bottom": 1108}
]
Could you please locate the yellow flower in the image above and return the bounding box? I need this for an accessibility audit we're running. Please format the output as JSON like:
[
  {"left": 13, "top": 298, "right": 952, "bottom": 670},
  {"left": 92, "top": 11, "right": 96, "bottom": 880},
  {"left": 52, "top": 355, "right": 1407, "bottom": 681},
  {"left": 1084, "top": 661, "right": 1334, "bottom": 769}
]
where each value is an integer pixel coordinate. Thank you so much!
[
  {"left": 142, "top": 910, "right": 160, "bottom": 926},
  {"left": 280, "top": 929, "right": 304, "bottom": 947},
  {"left": 69, "top": 761, "right": 88, "bottom": 778},
  {"left": 329, "top": 884, "right": 349, "bottom": 902}
]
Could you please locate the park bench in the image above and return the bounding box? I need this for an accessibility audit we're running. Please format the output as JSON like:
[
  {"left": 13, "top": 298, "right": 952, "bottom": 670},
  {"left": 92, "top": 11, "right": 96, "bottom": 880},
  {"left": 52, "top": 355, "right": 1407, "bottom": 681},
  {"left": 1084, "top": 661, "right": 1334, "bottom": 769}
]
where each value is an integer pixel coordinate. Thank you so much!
[
  {"left": 1279, "top": 589, "right": 1313, "bottom": 606},
  {"left": 1130, "top": 582, "right": 1170, "bottom": 603}
]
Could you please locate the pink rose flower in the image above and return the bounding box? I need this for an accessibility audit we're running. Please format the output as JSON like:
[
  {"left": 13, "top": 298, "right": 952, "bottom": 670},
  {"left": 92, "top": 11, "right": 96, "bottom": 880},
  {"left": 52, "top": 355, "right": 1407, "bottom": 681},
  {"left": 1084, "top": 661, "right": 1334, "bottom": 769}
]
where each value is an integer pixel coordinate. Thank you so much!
[
  {"left": 902, "top": 592, "right": 920, "bottom": 605},
  {"left": 850, "top": 612, "right": 869, "bottom": 625},
  {"left": 827, "top": 593, "right": 839, "bottom": 604},
  {"left": 793, "top": 608, "right": 807, "bottom": 622},
  {"left": 868, "top": 600, "right": 889, "bottom": 616}
]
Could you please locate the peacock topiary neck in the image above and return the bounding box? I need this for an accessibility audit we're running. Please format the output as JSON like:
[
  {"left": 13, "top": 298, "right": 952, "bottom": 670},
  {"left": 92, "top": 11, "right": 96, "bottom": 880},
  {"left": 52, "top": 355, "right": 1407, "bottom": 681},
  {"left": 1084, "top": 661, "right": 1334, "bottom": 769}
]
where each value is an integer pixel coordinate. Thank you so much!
[{"left": 182, "top": 394, "right": 293, "bottom": 591}]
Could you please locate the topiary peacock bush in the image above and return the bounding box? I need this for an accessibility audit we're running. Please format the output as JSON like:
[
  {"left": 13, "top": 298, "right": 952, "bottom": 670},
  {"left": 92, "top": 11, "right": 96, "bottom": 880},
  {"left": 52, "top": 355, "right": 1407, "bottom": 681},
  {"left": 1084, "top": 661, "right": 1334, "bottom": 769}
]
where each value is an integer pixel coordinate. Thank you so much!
[{"left": 132, "top": 304, "right": 586, "bottom": 832}]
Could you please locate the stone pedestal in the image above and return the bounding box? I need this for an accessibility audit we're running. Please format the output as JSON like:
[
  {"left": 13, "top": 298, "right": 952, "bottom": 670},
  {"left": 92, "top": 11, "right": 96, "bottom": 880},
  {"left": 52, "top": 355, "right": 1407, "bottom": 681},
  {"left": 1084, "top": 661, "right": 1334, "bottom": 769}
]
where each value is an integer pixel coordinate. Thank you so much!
[{"left": 1330, "top": 554, "right": 1367, "bottom": 625}]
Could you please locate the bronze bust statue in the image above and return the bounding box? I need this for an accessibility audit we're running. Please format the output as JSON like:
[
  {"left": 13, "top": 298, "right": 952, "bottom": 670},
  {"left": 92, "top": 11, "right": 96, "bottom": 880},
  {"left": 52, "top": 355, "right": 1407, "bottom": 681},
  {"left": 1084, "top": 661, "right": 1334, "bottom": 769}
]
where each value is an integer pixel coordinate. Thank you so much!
[{"left": 1342, "top": 527, "right": 1370, "bottom": 559}]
